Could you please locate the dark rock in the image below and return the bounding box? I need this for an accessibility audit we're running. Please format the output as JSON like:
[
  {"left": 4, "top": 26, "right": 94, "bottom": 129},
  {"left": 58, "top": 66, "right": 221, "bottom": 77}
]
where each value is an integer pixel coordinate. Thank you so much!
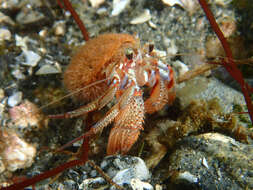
[{"left": 167, "top": 133, "right": 253, "bottom": 190}]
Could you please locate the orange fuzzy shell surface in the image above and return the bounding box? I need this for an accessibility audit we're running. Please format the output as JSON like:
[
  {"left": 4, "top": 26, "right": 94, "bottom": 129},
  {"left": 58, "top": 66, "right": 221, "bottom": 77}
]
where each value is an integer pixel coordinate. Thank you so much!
[{"left": 63, "top": 33, "right": 137, "bottom": 101}]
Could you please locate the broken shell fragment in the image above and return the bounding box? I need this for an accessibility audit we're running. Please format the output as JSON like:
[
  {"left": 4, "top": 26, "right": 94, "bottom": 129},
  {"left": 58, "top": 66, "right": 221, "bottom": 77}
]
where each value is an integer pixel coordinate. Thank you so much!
[
  {"left": 35, "top": 64, "right": 62, "bottom": 75},
  {"left": 9, "top": 99, "right": 45, "bottom": 129},
  {"left": 111, "top": 0, "right": 131, "bottom": 16},
  {"left": 88, "top": 0, "right": 105, "bottom": 8},
  {"left": 130, "top": 9, "right": 151, "bottom": 25},
  {"left": 0, "top": 129, "right": 36, "bottom": 172}
]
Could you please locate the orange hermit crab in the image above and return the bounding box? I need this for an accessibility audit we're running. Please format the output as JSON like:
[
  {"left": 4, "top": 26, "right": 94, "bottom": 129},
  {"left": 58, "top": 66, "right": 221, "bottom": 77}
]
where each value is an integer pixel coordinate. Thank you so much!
[{"left": 51, "top": 33, "right": 176, "bottom": 155}]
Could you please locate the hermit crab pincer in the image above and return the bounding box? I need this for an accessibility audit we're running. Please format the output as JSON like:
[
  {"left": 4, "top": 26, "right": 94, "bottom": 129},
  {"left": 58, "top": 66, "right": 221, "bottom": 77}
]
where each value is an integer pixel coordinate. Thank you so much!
[{"left": 51, "top": 33, "right": 175, "bottom": 155}]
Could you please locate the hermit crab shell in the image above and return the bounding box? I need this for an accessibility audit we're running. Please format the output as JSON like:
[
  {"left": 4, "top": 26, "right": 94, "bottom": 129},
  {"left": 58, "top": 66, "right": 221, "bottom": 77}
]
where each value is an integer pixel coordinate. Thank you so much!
[{"left": 63, "top": 33, "right": 138, "bottom": 102}]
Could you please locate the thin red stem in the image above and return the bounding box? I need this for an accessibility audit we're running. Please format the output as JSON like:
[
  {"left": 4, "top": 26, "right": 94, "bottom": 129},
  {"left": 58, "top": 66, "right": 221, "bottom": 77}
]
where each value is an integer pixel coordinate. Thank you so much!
[
  {"left": 1, "top": 160, "right": 82, "bottom": 190},
  {"left": 59, "top": 0, "right": 89, "bottom": 41},
  {"left": 1, "top": 134, "right": 89, "bottom": 190},
  {"left": 198, "top": 0, "right": 253, "bottom": 124}
]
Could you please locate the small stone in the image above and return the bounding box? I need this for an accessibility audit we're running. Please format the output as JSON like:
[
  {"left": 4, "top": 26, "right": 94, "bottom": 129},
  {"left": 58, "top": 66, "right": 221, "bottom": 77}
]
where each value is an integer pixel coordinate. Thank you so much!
[
  {"left": 79, "top": 177, "right": 106, "bottom": 189},
  {"left": 0, "top": 129, "right": 36, "bottom": 172},
  {"left": 9, "top": 100, "right": 45, "bottom": 129},
  {"left": 54, "top": 21, "right": 65, "bottom": 36},
  {"left": 39, "top": 29, "right": 48, "bottom": 38},
  {"left": 96, "top": 7, "right": 107, "bottom": 15},
  {"left": 168, "top": 133, "right": 253, "bottom": 189},
  {"left": 0, "top": 12, "right": 15, "bottom": 25},
  {"left": 0, "top": 28, "right": 11, "bottom": 42},
  {"left": 130, "top": 9, "right": 151, "bottom": 25},
  {"left": 162, "top": 0, "right": 199, "bottom": 15},
  {"left": 176, "top": 171, "right": 198, "bottom": 184},
  {"left": 131, "top": 178, "right": 154, "bottom": 190},
  {"left": 101, "top": 155, "right": 150, "bottom": 189},
  {"left": 148, "top": 20, "right": 157, "bottom": 29},
  {"left": 11, "top": 69, "right": 26, "bottom": 80},
  {"left": 16, "top": 8, "right": 45, "bottom": 25},
  {"left": 155, "top": 184, "right": 163, "bottom": 190},
  {"left": 0, "top": 89, "right": 4, "bottom": 100},
  {"left": 0, "top": 159, "right": 5, "bottom": 173},
  {"left": 8, "top": 91, "right": 22, "bottom": 107},
  {"left": 35, "top": 64, "right": 62, "bottom": 75},
  {"left": 15, "top": 34, "right": 28, "bottom": 50},
  {"left": 172, "top": 60, "right": 189, "bottom": 77},
  {"left": 21, "top": 50, "right": 41, "bottom": 67},
  {"left": 201, "top": 157, "right": 209, "bottom": 169},
  {"left": 89, "top": 0, "right": 105, "bottom": 8}
]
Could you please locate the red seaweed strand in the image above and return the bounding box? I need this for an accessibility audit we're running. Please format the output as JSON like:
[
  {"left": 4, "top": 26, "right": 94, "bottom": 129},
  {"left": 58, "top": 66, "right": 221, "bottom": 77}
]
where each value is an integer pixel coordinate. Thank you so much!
[
  {"left": 198, "top": 0, "right": 253, "bottom": 124},
  {"left": 1, "top": 137, "right": 89, "bottom": 190},
  {"left": 58, "top": 0, "right": 89, "bottom": 41}
]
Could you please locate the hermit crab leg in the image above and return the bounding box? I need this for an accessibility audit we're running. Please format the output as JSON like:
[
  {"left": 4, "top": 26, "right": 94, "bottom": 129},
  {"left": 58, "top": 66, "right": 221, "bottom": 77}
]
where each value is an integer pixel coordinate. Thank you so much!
[
  {"left": 107, "top": 89, "right": 145, "bottom": 155},
  {"left": 56, "top": 85, "right": 138, "bottom": 152},
  {"left": 48, "top": 84, "right": 117, "bottom": 119},
  {"left": 85, "top": 84, "right": 136, "bottom": 134},
  {"left": 144, "top": 65, "right": 175, "bottom": 114}
]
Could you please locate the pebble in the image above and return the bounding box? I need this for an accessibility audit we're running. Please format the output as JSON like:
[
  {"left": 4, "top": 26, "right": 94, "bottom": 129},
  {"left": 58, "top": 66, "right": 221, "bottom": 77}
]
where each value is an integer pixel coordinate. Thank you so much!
[
  {"left": 168, "top": 133, "right": 253, "bottom": 189},
  {"left": 79, "top": 177, "right": 106, "bottom": 189},
  {"left": 175, "top": 171, "right": 198, "bottom": 183},
  {"left": 88, "top": 0, "right": 105, "bottom": 8},
  {"left": 162, "top": 0, "right": 198, "bottom": 15},
  {"left": 0, "top": 160, "right": 5, "bottom": 173},
  {"left": 172, "top": 60, "right": 189, "bottom": 77},
  {"left": 131, "top": 178, "right": 154, "bottom": 190},
  {"left": 162, "top": 0, "right": 183, "bottom": 6},
  {"left": 8, "top": 91, "right": 22, "bottom": 107},
  {"left": 16, "top": 8, "right": 45, "bottom": 25},
  {"left": 0, "top": 130, "right": 36, "bottom": 172},
  {"left": 0, "top": 28, "right": 11, "bottom": 42},
  {"left": 101, "top": 155, "right": 150, "bottom": 189},
  {"left": 0, "top": 89, "right": 4, "bottom": 100},
  {"left": 54, "top": 21, "right": 65, "bottom": 36},
  {"left": 15, "top": 35, "right": 28, "bottom": 50},
  {"left": 0, "top": 12, "right": 15, "bottom": 25},
  {"left": 21, "top": 50, "right": 41, "bottom": 67},
  {"left": 39, "top": 29, "right": 48, "bottom": 38},
  {"left": 148, "top": 20, "right": 157, "bottom": 29},
  {"left": 11, "top": 69, "right": 26, "bottom": 80},
  {"left": 35, "top": 64, "right": 62, "bottom": 75}
]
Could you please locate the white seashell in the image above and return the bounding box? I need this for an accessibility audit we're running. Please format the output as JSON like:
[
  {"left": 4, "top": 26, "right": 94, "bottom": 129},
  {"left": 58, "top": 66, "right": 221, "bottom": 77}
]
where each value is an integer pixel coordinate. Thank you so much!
[
  {"left": 130, "top": 9, "right": 151, "bottom": 25},
  {"left": 111, "top": 0, "right": 131, "bottom": 16},
  {"left": 162, "top": 0, "right": 183, "bottom": 6},
  {"left": 131, "top": 178, "right": 154, "bottom": 190},
  {"left": 21, "top": 50, "right": 41, "bottom": 67},
  {"left": 35, "top": 64, "right": 61, "bottom": 75},
  {"left": 88, "top": 0, "right": 105, "bottom": 8},
  {"left": 8, "top": 92, "right": 22, "bottom": 107},
  {"left": 0, "top": 28, "right": 11, "bottom": 42},
  {"left": 148, "top": 20, "right": 157, "bottom": 29}
]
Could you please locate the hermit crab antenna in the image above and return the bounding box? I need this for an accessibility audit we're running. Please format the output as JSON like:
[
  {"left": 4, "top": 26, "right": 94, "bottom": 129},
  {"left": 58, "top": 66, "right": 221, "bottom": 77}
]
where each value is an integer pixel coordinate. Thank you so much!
[{"left": 57, "top": 0, "right": 89, "bottom": 41}]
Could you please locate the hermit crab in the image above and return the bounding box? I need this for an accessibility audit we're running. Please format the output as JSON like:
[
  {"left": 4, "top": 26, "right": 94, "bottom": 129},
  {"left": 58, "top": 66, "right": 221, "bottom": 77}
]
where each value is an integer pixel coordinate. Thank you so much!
[{"left": 51, "top": 33, "right": 175, "bottom": 155}]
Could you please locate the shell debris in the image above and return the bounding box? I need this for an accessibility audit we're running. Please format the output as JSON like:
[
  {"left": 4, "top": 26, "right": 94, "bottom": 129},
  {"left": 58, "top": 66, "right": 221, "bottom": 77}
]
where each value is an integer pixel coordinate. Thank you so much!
[
  {"left": 35, "top": 64, "right": 62, "bottom": 75},
  {"left": 111, "top": 0, "right": 131, "bottom": 16},
  {"left": 88, "top": 0, "right": 105, "bottom": 8},
  {"left": 0, "top": 129, "right": 36, "bottom": 172},
  {"left": 162, "top": 0, "right": 199, "bottom": 15},
  {"left": 130, "top": 9, "right": 151, "bottom": 25},
  {"left": 9, "top": 99, "right": 45, "bottom": 129},
  {"left": 8, "top": 91, "right": 22, "bottom": 107}
]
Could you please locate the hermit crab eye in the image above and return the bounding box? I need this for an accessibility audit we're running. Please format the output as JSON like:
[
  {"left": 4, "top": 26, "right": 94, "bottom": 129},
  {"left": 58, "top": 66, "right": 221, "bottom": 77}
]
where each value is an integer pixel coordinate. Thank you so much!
[
  {"left": 125, "top": 48, "right": 134, "bottom": 60},
  {"left": 148, "top": 43, "right": 154, "bottom": 53}
]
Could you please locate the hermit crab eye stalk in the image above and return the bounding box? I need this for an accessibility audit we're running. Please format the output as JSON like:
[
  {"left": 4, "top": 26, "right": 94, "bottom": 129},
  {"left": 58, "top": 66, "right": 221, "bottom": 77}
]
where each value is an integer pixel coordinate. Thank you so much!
[{"left": 125, "top": 48, "right": 134, "bottom": 60}]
